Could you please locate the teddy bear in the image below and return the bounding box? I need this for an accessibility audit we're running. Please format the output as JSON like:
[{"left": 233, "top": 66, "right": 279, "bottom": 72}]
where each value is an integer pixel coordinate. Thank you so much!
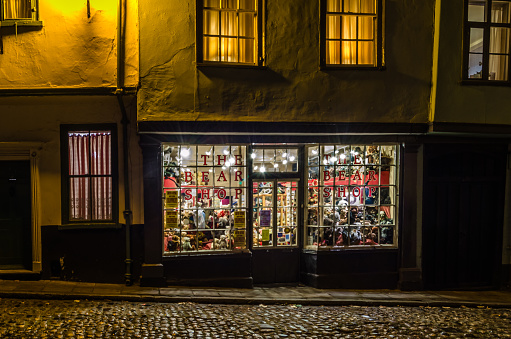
[
  {"left": 218, "top": 235, "right": 228, "bottom": 249},
  {"left": 181, "top": 236, "right": 194, "bottom": 251}
]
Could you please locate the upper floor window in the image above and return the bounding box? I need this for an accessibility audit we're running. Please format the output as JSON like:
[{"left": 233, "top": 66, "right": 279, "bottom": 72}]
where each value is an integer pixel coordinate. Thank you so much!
[
  {"left": 321, "top": 0, "right": 383, "bottom": 68},
  {"left": 1, "top": 0, "right": 39, "bottom": 24},
  {"left": 464, "top": 0, "right": 511, "bottom": 82},
  {"left": 197, "top": 0, "right": 262, "bottom": 65}
]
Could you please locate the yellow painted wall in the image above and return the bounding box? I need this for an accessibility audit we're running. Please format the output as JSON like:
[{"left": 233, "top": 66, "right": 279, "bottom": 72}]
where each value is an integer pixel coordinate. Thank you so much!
[
  {"left": 431, "top": 0, "right": 511, "bottom": 125},
  {"left": 0, "top": 0, "right": 139, "bottom": 88},
  {"left": 138, "top": 0, "right": 435, "bottom": 123}
]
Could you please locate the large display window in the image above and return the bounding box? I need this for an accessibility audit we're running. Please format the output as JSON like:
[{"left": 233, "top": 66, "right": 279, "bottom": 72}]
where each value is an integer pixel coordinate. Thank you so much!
[
  {"left": 306, "top": 144, "right": 398, "bottom": 249},
  {"left": 162, "top": 144, "right": 248, "bottom": 254}
]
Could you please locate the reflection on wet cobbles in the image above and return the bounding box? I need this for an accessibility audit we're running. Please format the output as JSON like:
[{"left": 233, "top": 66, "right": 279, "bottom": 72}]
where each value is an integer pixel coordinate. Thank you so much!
[{"left": 0, "top": 299, "right": 510, "bottom": 338}]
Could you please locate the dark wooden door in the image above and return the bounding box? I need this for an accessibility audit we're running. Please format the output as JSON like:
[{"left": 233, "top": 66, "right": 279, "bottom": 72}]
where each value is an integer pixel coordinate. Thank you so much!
[
  {"left": 0, "top": 161, "right": 32, "bottom": 269},
  {"left": 422, "top": 144, "right": 507, "bottom": 290}
]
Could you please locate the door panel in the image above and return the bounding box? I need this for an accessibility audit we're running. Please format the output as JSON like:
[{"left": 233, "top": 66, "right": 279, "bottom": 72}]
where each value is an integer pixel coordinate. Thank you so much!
[{"left": 0, "top": 161, "right": 32, "bottom": 269}]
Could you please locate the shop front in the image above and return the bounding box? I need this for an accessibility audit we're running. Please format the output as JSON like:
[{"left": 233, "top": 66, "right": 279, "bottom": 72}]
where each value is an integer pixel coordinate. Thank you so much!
[{"left": 139, "top": 122, "right": 404, "bottom": 288}]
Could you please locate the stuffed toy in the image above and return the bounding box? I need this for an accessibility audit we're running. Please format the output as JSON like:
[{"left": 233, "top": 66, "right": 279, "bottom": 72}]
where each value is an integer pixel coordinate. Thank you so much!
[
  {"left": 219, "top": 235, "right": 228, "bottom": 249},
  {"left": 182, "top": 236, "right": 194, "bottom": 251}
]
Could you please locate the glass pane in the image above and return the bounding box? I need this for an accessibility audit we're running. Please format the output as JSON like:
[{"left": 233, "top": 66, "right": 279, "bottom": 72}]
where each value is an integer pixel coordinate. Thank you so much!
[
  {"left": 221, "top": 37, "right": 238, "bottom": 62},
  {"left": 221, "top": 11, "right": 237, "bottom": 36},
  {"left": 358, "top": 16, "right": 374, "bottom": 39},
  {"left": 92, "top": 177, "right": 112, "bottom": 220},
  {"left": 489, "top": 54, "right": 509, "bottom": 80},
  {"left": 222, "top": 0, "right": 237, "bottom": 9},
  {"left": 468, "top": 53, "right": 483, "bottom": 78},
  {"left": 358, "top": 41, "right": 375, "bottom": 65},
  {"left": 204, "top": 36, "right": 220, "bottom": 61},
  {"left": 288, "top": 149, "right": 298, "bottom": 172},
  {"left": 469, "top": 28, "right": 484, "bottom": 53},
  {"left": 204, "top": 10, "right": 219, "bottom": 35},
  {"left": 277, "top": 181, "right": 298, "bottom": 247},
  {"left": 342, "top": 41, "right": 357, "bottom": 64},
  {"left": 468, "top": 0, "right": 486, "bottom": 22},
  {"left": 360, "top": 0, "right": 376, "bottom": 14},
  {"left": 327, "top": 0, "right": 341, "bottom": 12},
  {"left": 204, "top": 0, "right": 221, "bottom": 8},
  {"left": 240, "top": 0, "right": 256, "bottom": 10},
  {"left": 3, "top": 0, "right": 32, "bottom": 19},
  {"left": 69, "top": 177, "right": 90, "bottom": 220},
  {"left": 327, "top": 15, "right": 341, "bottom": 39},
  {"left": 492, "top": 0, "right": 511, "bottom": 23},
  {"left": 239, "top": 38, "right": 254, "bottom": 64},
  {"left": 326, "top": 40, "right": 341, "bottom": 64},
  {"left": 344, "top": 0, "right": 360, "bottom": 13},
  {"left": 239, "top": 12, "right": 255, "bottom": 37},
  {"left": 342, "top": 16, "right": 357, "bottom": 39},
  {"left": 490, "top": 27, "right": 510, "bottom": 53},
  {"left": 180, "top": 145, "right": 196, "bottom": 167},
  {"left": 68, "top": 132, "right": 89, "bottom": 175}
]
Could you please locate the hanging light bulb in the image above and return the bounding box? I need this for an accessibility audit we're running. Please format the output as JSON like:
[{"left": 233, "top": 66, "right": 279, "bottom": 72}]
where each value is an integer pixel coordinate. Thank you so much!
[
  {"left": 340, "top": 154, "right": 346, "bottom": 160},
  {"left": 223, "top": 149, "right": 229, "bottom": 155},
  {"left": 260, "top": 166, "right": 266, "bottom": 172},
  {"left": 282, "top": 152, "right": 287, "bottom": 158},
  {"left": 312, "top": 149, "right": 318, "bottom": 155},
  {"left": 330, "top": 156, "right": 338, "bottom": 163},
  {"left": 289, "top": 155, "right": 296, "bottom": 161},
  {"left": 274, "top": 163, "right": 278, "bottom": 168},
  {"left": 180, "top": 148, "right": 190, "bottom": 158},
  {"left": 251, "top": 153, "right": 256, "bottom": 159},
  {"left": 254, "top": 165, "right": 259, "bottom": 170},
  {"left": 283, "top": 159, "right": 288, "bottom": 165}
]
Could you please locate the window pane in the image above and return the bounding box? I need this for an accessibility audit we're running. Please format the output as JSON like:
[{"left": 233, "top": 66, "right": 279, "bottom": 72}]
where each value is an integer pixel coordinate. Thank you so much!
[
  {"left": 221, "top": 11, "right": 237, "bottom": 36},
  {"left": 327, "top": 15, "right": 341, "bottom": 39},
  {"left": 90, "top": 131, "right": 112, "bottom": 176},
  {"left": 358, "top": 16, "right": 374, "bottom": 39},
  {"left": 221, "top": 37, "right": 237, "bottom": 62},
  {"left": 204, "top": 36, "right": 219, "bottom": 61},
  {"left": 468, "top": 53, "right": 483, "bottom": 78},
  {"left": 342, "top": 41, "right": 357, "bottom": 64},
  {"left": 489, "top": 54, "right": 509, "bottom": 80},
  {"left": 470, "top": 27, "right": 484, "bottom": 53},
  {"left": 222, "top": 0, "right": 236, "bottom": 9},
  {"left": 204, "top": 0, "right": 220, "bottom": 8},
  {"left": 204, "top": 10, "right": 219, "bottom": 35},
  {"left": 490, "top": 27, "right": 510, "bottom": 53},
  {"left": 344, "top": 0, "right": 360, "bottom": 13},
  {"left": 239, "top": 38, "right": 254, "bottom": 63},
  {"left": 68, "top": 132, "right": 89, "bottom": 175},
  {"left": 468, "top": 0, "right": 487, "bottom": 22},
  {"left": 92, "top": 177, "right": 112, "bottom": 220},
  {"left": 492, "top": 0, "right": 511, "bottom": 23},
  {"left": 342, "top": 16, "right": 357, "bottom": 39},
  {"left": 3, "top": 0, "right": 32, "bottom": 19},
  {"left": 239, "top": 0, "right": 255, "bottom": 10},
  {"left": 358, "top": 41, "right": 375, "bottom": 65},
  {"left": 327, "top": 0, "right": 341, "bottom": 12},
  {"left": 239, "top": 12, "right": 255, "bottom": 37},
  {"left": 360, "top": 0, "right": 376, "bottom": 14},
  {"left": 70, "top": 177, "right": 90, "bottom": 220}
]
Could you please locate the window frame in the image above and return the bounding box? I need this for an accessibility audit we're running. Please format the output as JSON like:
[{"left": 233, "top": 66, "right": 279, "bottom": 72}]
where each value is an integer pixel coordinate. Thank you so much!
[
  {"left": 462, "top": 0, "right": 511, "bottom": 84},
  {"left": 320, "top": 0, "right": 384, "bottom": 69},
  {"left": 0, "top": 0, "right": 42, "bottom": 26},
  {"left": 196, "top": 0, "right": 264, "bottom": 67},
  {"left": 60, "top": 124, "right": 119, "bottom": 226}
]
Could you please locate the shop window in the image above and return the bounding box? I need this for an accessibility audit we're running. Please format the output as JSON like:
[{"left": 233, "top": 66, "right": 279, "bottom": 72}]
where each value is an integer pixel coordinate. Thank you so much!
[
  {"left": 464, "top": 0, "right": 511, "bottom": 82},
  {"left": 322, "top": 0, "right": 383, "bottom": 67},
  {"left": 250, "top": 147, "right": 298, "bottom": 173},
  {"left": 163, "top": 145, "right": 248, "bottom": 254},
  {"left": 306, "top": 144, "right": 398, "bottom": 249},
  {"left": 197, "top": 0, "right": 262, "bottom": 65},
  {"left": 1, "top": 0, "right": 40, "bottom": 25},
  {"left": 61, "top": 125, "right": 118, "bottom": 224}
]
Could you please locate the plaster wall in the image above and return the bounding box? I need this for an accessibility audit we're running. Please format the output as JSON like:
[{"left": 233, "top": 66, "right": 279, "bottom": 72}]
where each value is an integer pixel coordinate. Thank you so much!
[
  {"left": 0, "top": 0, "right": 138, "bottom": 88},
  {"left": 138, "top": 0, "right": 435, "bottom": 123},
  {"left": 0, "top": 96, "right": 144, "bottom": 227},
  {"left": 432, "top": 0, "right": 511, "bottom": 124}
]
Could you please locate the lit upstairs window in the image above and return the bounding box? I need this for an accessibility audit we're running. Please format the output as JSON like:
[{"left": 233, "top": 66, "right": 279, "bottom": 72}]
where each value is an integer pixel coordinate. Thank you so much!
[
  {"left": 464, "top": 0, "right": 511, "bottom": 82},
  {"left": 1, "top": 0, "right": 41, "bottom": 26},
  {"left": 198, "top": 0, "right": 262, "bottom": 65},
  {"left": 322, "top": 0, "right": 383, "bottom": 68}
]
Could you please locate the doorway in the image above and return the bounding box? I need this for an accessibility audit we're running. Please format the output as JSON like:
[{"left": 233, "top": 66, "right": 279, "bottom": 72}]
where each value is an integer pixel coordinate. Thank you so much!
[
  {"left": 251, "top": 179, "right": 301, "bottom": 284},
  {"left": 0, "top": 161, "right": 32, "bottom": 270}
]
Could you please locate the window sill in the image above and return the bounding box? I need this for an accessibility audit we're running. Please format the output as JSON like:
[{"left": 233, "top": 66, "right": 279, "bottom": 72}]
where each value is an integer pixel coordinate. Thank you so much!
[
  {"left": 320, "top": 65, "right": 386, "bottom": 71},
  {"left": 197, "top": 62, "right": 267, "bottom": 70},
  {"left": 0, "top": 20, "right": 43, "bottom": 27},
  {"left": 460, "top": 79, "right": 511, "bottom": 86},
  {"left": 58, "top": 223, "right": 122, "bottom": 230}
]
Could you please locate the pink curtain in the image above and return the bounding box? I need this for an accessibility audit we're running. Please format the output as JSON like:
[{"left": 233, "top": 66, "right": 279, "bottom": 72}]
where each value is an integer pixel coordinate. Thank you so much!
[{"left": 69, "top": 131, "right": 112, "bottom": 221}]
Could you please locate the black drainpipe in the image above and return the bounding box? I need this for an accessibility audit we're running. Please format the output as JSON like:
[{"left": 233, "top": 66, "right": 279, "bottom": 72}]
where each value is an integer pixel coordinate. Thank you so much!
[{"left": 116, "top": 0, "right": 133, "bottom": 286}]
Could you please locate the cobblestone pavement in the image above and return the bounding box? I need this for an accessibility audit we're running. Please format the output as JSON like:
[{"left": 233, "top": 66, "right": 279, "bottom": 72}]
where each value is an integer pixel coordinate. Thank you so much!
[{"left": 0, "top": 299, "right": 510, "bottom": 338}]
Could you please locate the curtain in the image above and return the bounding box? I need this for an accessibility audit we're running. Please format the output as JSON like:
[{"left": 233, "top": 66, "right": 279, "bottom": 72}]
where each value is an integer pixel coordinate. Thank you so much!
[
  {"left": 3, "top": 0, "right": 32, "bottom": 20},
  {"left": 68, "top": 132, "right": 112, "bottom": 221},
  {"left": 489, "top": 7, "right": 510, "bottom": 80}
]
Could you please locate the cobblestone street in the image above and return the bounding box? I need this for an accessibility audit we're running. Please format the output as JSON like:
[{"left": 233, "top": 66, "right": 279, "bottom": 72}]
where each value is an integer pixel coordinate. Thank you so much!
[{"left": 0, "top": 298, "right": 510, "bottom": 338}]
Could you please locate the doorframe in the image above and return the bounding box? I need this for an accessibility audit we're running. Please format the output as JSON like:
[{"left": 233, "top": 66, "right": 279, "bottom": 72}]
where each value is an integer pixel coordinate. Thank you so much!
[{"left": 0, "top": 142, "right": 43, "bottom": 273}]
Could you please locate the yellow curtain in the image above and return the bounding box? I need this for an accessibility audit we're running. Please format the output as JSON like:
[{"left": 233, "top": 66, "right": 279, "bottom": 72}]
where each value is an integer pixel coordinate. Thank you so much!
[{"left": 3, "top": 0, "right": 32, "bottom": 20}]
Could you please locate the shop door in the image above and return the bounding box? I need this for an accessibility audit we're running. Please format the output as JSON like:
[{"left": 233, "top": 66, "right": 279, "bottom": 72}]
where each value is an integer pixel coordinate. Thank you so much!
[
  {"left": 0, "top": 161, "right": 32, "bottom": 270},
  {"left": 422, "top": 144, "right": 507, "bottom": 290},
  {"left": 252, "top": 179, "right": 300, "bottom": 284}
]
